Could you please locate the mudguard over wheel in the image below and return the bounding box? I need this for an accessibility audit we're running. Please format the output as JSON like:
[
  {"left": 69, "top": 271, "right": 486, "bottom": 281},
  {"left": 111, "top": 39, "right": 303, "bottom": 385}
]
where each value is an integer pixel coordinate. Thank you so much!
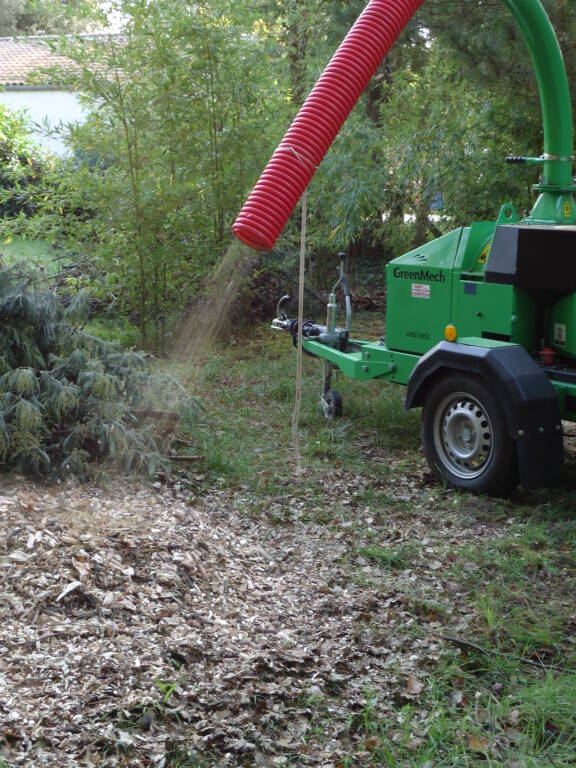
[{"left": 421, "top": 374, "right": 518, "bottom": 495}]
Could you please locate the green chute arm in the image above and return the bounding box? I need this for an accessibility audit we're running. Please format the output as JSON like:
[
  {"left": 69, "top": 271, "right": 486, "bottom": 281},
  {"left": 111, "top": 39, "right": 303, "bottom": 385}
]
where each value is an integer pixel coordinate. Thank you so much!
[{"left": 503, "top": 0, "right": 573, "bottom": 190}]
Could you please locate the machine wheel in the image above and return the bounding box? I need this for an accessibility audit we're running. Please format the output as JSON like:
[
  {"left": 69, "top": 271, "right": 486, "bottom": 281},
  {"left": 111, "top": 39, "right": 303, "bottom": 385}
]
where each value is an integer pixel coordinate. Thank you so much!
[
  {"left": 324, "top": 389, "right": 343, "bottom": 419},
  {"left": 421, "top": 374, "right": 518, "bottom": 496}
]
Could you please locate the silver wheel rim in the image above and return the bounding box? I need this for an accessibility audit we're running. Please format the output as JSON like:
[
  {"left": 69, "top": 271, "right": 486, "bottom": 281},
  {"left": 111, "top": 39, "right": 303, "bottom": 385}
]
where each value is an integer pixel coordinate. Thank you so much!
[{"left": 433, "top": 391, "right": 494, "bottom": 480}]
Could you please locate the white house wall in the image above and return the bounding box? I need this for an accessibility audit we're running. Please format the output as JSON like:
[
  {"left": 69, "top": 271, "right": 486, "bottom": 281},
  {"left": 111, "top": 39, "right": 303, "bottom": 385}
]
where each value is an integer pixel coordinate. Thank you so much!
[{"left": 0, "top": 89, "right": 87, "bottom": 156}]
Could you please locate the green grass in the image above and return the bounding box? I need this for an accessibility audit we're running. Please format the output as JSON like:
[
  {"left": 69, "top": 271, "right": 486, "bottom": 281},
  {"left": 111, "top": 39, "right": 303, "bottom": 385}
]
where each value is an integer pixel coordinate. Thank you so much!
[
  {"left": 358, "top": 541, "right": 419, "bottom": 569},
  {"left": 180, "top": 316, "right": 420, "bottom": 497},
  {"left": 0, "top": 237, "right": 61, "bottom": 277},
  {"left": 446, "top": 518, "right": 576, "bottom": 661},
  {"left": 337, "top": 667, "right": 576, "bottom": 766},
  {"left": 83, "top": 316, "right": 140, "bottom": 347},
  {"left": 513, "top": 675, "right": 576, "bottom": 746}
]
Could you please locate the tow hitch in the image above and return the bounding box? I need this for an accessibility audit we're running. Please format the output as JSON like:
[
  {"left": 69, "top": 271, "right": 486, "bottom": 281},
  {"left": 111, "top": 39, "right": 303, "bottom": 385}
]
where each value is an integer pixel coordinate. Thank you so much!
[{"left": 272, "top": 254, "right": 352, "bottom": 418}]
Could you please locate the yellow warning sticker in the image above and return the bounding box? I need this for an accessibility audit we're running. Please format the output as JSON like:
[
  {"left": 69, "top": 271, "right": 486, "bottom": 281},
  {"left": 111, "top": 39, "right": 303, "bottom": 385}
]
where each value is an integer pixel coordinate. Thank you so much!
[
  {"left": 478, "top": 242, "right": 491, "bottom": 265},
  {"left": 564, "top": 201, "right": 572, "bottom": 218}
]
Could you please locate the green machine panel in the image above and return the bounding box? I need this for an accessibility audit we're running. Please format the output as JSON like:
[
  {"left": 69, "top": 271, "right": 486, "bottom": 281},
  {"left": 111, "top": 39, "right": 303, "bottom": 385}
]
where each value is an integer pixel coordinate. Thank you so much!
[
  {"left": 453, "top": 221, "right": 496, "bottom": 274},
  {"left": 450, "top": 220, "right": 536, "bottom": 348},
  {"left": 385, "top": 229, "right": 462, "bottom": 354},
  {"left": 452, "top": 281, "right": 534, "bottom": 347}
]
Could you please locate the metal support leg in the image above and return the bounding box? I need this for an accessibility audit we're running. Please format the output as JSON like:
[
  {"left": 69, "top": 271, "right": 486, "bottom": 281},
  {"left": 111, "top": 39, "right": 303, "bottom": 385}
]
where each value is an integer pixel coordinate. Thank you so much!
[
  {"left": 321, "top": 362, "right": 343, "bottom": 418},
  {"left": 323, "top": 361, "right": 334, "bottom": 396}
]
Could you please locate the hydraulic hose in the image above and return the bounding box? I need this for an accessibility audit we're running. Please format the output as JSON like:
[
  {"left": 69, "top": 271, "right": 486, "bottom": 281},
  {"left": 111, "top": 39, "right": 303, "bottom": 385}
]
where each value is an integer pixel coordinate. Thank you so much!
[{"left": 233, "top": 0, "right": 425, "bottom": 251}]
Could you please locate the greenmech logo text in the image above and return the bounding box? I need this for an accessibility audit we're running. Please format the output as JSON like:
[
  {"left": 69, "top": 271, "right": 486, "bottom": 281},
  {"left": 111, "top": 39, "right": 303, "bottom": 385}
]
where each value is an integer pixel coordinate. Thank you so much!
[{"left": 392, "top": 267, "right": 446, "bottom": 283}]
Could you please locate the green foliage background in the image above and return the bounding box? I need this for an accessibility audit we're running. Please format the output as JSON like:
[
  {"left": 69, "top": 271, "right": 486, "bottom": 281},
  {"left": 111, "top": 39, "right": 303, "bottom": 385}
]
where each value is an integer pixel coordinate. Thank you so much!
[{"left": 1, "top": 0, "right": 576, "bottom": 345}]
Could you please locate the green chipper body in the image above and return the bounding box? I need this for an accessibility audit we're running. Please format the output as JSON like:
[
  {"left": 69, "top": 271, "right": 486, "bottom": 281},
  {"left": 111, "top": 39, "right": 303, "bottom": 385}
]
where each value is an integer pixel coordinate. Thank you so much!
[{"left": 241, "top": 0, "right": 576, "bottom": 495}]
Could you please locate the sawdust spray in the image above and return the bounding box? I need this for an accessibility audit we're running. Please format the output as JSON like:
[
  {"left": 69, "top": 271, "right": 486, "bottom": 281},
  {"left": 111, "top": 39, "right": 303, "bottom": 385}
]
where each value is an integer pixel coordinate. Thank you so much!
[{"left": 173, "top": 239, "right": 257, "bottom": 362}]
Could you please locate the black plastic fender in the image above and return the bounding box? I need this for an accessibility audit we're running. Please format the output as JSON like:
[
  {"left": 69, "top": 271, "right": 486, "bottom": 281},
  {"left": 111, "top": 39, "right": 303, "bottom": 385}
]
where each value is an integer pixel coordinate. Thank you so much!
[{"left": 405, "top": 341, "right": 564, "bottom": 490}]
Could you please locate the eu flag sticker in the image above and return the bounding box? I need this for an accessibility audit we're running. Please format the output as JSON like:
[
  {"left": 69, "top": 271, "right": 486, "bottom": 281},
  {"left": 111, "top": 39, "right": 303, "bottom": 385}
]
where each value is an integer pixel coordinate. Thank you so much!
[{"left": 464, "top": 283, "right": 477, "bottom": 295}]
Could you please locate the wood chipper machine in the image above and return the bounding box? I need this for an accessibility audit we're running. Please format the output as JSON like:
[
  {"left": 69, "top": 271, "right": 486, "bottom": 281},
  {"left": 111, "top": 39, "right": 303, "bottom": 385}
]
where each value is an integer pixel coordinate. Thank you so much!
[{"left": 233, "top": 0, "right": 576, "bottom": 496}]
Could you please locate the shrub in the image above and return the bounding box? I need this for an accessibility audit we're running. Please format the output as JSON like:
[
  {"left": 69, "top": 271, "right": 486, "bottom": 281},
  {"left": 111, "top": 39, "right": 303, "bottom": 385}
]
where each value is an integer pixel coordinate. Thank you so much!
[{"left": 0, "top": 264, "right": 197, "bottom": 477}]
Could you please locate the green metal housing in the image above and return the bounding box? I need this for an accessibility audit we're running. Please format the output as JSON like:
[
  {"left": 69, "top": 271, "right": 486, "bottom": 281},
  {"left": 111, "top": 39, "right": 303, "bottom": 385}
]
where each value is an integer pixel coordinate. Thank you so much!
[
  {"left": 301, "top": 0, "right": 576, "bottom": 425},
  {"left": 306, "top": 210, "right": 576, "bottom": 421}
]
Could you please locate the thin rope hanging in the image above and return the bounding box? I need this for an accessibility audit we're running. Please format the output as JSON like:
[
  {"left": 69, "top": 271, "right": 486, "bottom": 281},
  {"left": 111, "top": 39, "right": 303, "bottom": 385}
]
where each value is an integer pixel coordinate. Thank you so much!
[{"left": 291, "top": 188, "right": 307, "bottom": 476}]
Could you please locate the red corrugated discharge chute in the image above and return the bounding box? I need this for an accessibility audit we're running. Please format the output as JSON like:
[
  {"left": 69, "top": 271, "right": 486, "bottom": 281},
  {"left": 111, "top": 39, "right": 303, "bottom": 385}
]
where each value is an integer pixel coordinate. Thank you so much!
[{"left": 233, "top": 0, "right": 425, "bottom": 251}]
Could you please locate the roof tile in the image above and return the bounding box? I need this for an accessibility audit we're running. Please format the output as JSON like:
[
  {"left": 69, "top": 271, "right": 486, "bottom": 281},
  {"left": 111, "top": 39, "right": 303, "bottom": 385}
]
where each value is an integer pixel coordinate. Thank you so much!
[{"left": 0, "top": 37, "right": 76, "bottom": 87}]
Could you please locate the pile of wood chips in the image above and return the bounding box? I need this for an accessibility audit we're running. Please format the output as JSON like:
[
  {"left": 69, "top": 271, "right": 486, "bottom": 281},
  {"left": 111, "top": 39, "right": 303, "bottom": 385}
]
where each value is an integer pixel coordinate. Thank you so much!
[{"left": 1, "top": 474, "right": 454, "bottom": 767}]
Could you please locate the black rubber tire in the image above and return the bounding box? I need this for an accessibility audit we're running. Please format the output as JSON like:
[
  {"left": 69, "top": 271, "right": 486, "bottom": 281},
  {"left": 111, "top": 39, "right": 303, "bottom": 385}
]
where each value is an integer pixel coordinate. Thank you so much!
[
  {"left": 421, "top": 373, "right": 518, "bottom": 496},
  {"left": 324, "top": 389, "right": 343, "bottom": 418}
]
